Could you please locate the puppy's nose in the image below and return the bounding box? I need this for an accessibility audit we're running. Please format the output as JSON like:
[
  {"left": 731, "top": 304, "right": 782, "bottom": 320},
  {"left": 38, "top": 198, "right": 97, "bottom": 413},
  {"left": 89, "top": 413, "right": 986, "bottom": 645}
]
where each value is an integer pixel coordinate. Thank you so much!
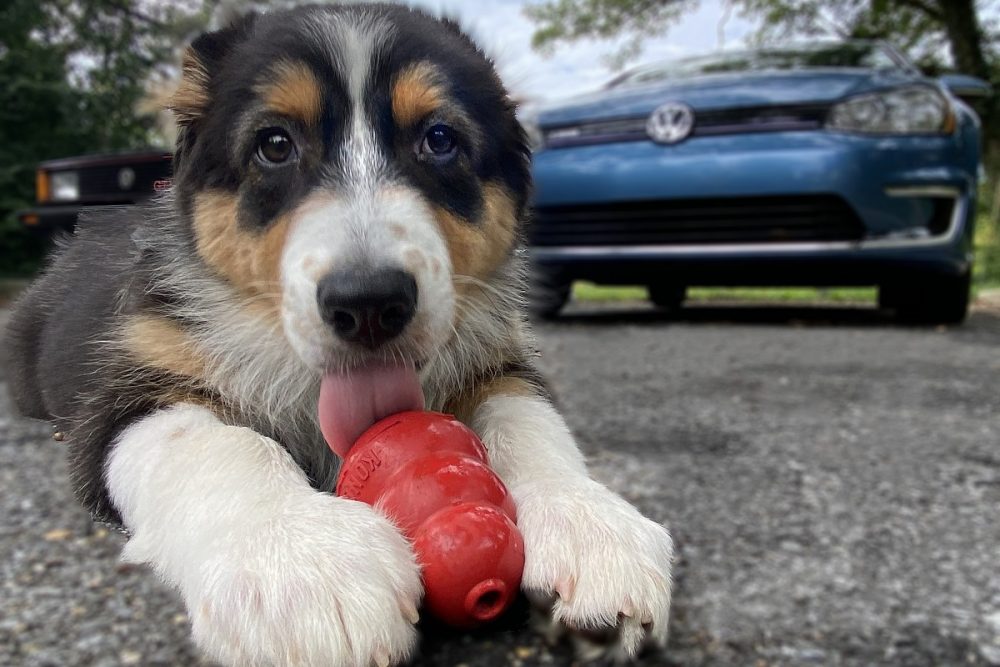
[{"left": 317, "top": 267, "right": 418, "bottom": 348}]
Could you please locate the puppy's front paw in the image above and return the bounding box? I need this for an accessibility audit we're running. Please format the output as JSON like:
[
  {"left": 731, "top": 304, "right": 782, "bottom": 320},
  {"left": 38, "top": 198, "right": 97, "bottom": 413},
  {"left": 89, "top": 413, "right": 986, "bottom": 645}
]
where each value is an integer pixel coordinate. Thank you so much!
[
  {"left": 185, "top": 494, "right": 422, "bottom": 667},
  {"left": 515, "top": 479, "right": 673, "bottom": 659}
]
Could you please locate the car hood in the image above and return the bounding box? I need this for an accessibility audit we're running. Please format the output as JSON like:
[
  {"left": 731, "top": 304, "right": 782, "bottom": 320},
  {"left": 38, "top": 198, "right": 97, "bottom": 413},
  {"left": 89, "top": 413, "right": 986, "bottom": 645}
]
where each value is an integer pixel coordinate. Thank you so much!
[{"left": 535, "top": 69, "right": 919, "bottom": 127}]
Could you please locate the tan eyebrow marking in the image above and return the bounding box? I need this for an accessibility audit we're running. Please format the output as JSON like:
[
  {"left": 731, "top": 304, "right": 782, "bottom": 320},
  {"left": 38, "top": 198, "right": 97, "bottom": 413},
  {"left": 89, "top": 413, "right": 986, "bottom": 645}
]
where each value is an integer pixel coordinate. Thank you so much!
[
  {"left": 392, "top": 61, "right": 447, "bottom": 127},
  {"left": 257, "top": 60, "right": 323, "bottom": 125}
]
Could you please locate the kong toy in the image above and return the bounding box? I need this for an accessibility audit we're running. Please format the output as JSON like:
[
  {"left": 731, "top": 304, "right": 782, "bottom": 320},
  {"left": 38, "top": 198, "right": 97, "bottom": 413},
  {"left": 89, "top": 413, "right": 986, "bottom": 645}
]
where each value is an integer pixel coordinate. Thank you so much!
[{"left": 334, "top": 411, "right": 524, "bottom": 627}]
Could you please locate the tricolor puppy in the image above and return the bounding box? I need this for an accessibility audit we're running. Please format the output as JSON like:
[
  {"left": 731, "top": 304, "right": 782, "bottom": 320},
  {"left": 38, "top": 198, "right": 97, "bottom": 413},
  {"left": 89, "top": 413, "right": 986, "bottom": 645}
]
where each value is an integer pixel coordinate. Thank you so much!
[{"left": 5, "top": 4, "right": 673, "bottom": 665}]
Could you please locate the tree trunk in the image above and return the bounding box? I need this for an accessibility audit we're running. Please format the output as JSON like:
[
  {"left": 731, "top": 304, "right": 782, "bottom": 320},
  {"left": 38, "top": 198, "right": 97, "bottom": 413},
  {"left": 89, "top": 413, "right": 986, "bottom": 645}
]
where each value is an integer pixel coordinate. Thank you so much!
[
  {"left": 932, "top": 0, "right": 999, "bottom": 166},
  {"left": 935, "top": 0, "right": 990, "bottom": 80}
]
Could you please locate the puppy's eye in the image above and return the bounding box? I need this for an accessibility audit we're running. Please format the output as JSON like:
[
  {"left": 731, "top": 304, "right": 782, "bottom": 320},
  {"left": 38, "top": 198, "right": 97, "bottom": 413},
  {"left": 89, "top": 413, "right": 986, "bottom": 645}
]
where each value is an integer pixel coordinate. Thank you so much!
[
  {"left": 255, "top": 129, "right": 296, "bottom": 166},
  {"left": 421, "top": 124, "right": 457, "bottom": 159}
]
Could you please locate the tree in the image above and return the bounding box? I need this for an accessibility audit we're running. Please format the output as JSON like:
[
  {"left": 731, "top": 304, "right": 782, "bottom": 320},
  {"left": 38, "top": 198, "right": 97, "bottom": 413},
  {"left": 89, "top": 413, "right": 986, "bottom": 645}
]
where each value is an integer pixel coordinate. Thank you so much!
[
  {"left": 0, "top": 0, "right": 213, "bottom": 275},
  {"left": 528, "top": 0, "right": 995, "bottom": 75}
]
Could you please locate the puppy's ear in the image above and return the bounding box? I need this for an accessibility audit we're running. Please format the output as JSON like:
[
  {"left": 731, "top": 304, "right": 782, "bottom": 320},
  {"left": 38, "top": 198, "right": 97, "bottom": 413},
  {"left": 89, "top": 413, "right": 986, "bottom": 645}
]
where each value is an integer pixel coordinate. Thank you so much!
[{"left": 167, "top": 13, "right": 258, "bottom": 126}]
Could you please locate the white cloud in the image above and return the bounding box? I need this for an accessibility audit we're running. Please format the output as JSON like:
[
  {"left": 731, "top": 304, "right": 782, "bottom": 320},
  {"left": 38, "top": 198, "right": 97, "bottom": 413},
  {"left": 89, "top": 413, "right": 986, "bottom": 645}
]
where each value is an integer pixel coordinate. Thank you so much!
[{"left": 403, "top": 0, "right": 757, "bottom": 101}]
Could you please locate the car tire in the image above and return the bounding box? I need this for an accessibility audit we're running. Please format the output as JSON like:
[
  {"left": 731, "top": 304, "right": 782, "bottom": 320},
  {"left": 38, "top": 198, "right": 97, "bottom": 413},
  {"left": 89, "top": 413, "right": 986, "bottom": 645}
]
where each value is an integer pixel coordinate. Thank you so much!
[
  {"left": 648, "top": 284, "right": 686, "bottom": 310},
  {"left": 879, "top": 271, "right": 971, "bottom": 325},
  {"left": 528, "top": 266, "right": 571, "bottom": 319}
]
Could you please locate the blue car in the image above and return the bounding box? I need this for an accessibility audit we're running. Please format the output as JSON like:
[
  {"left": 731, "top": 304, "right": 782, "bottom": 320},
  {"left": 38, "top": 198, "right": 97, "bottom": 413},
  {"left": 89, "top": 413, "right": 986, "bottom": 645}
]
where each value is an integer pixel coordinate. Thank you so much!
[{"left": 524, "top": 41, "right": 987, "bottom": 323}]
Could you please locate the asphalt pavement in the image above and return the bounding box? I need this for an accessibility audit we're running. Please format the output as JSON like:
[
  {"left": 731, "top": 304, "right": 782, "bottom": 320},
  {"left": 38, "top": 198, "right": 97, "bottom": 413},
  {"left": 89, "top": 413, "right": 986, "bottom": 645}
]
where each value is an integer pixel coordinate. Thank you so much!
[{"left": 2, "top": 298, "right": 1000, "bottom": 666}]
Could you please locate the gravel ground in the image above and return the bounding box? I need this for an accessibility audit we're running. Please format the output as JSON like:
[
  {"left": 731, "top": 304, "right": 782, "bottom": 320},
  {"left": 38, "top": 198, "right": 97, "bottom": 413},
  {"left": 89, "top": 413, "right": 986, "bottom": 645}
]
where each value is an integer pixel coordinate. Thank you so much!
[{"left": 2, "top": 299, "right": 1000, "bottom": 666}]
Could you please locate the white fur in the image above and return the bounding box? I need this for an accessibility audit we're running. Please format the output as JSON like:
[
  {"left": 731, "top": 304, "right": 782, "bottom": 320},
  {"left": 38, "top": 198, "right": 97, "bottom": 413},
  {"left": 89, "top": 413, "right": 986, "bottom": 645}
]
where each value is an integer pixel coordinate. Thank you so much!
[
  {"left": 280, "top": 11, "right": 455, "bottom": 376},
  {"left": 280, "top": 187, "right": 455, "bottom": 373},
  {"left": 472, "top": 394, "right": 674, "bottom": 658},
  {"left": 105, "top": 404, "right": 422, "bottom": 667},
  {"left": 307, "top": 8, "right": 393, "bottom": 193}
]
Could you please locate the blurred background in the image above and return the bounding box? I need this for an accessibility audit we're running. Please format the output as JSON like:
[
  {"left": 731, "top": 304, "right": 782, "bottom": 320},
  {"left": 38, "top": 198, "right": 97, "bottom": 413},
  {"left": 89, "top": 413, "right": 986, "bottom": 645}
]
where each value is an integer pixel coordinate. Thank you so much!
[
  {"left": 2, "top": 0, "right": 999, "bottom": 304},
  {"left": 3, "top": 1, "right": 1000, "bottom": 666}
]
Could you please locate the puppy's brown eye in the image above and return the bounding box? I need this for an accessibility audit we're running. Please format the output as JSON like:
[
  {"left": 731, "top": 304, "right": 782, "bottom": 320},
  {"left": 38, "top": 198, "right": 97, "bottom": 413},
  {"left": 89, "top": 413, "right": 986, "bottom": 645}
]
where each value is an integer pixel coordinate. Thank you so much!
[
  {"left": 256, "top": 129, "right": 296, "bottom": 165},
  {"left": 421, "top": 124, "right": 457, "bottom": 160}
]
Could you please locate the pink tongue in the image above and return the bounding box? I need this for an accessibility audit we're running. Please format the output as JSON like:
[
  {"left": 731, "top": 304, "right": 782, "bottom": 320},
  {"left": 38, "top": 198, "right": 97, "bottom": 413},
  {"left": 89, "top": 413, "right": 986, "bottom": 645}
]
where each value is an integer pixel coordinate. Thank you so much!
[{"left": 318, "top": 364, "right": 425, "bottom": 458}]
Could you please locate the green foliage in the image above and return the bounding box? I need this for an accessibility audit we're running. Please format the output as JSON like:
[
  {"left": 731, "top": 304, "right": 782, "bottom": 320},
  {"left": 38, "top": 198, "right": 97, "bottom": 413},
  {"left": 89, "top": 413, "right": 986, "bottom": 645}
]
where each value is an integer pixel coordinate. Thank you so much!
[
  {"left": 737, "top": 0, "right": 943, "bottom": 60},
  {"left": 975, "top": 189, "right": 1000, "bottom": 289},
  {"left": 0, "top": 0, "right": 212, "bottom": 276},
  {"left": 526, "top": 0, "right": 688, "bottom": 52},
  {"left": 526, "top": 0, "right": 996, "bottom": 84}
]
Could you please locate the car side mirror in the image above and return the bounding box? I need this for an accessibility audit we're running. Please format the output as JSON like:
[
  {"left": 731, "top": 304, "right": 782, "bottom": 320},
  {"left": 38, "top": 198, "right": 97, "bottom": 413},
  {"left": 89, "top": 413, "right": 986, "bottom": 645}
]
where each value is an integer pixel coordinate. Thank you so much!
[{"left": 938, "top": 74, "right": 992, "bottom": 99}]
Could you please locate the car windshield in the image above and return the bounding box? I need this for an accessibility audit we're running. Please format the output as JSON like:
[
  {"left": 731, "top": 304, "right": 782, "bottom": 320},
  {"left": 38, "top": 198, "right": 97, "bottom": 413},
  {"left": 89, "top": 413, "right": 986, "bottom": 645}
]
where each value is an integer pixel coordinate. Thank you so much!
[{"left": 612, "top": 43, "right": 904, "bottom": 87}]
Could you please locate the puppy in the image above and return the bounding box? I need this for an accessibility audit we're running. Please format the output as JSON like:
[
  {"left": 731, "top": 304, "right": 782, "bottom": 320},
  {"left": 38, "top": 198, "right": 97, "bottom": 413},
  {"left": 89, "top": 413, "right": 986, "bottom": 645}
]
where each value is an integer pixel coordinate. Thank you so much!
[{"left": 4, "top": 4, "right": 673, "bottom": 665}]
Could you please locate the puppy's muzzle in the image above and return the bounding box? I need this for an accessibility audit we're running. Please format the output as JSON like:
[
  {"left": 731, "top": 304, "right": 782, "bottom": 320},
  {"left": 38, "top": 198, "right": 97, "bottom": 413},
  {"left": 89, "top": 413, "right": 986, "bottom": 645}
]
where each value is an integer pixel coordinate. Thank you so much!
[{"left": 317, "top": 267, "right": 418, "bottom": 349}]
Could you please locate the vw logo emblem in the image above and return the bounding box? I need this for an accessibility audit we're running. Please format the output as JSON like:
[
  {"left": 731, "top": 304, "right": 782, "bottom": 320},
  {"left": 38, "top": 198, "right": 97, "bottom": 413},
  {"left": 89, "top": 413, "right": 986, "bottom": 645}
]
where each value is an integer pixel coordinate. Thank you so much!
[
  {"left": 117, "top": 167, "right": 136, "bottom": 191},
  {"left": 647, "top": 102, "right": 694, "bottom": 144}
]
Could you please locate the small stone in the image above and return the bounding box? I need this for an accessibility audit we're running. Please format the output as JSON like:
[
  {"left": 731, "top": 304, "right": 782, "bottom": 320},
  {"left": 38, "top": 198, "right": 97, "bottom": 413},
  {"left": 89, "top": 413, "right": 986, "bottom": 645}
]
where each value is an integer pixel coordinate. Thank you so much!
[
  {"left": 980, "top": 644, "right": 1000, "bottom": 666},
  {"left": 43, "top": 528, "right": 72, "bottom": 541},
  {"left": 1, "top": 621, "right": 27, "bottom": 634},
  {"left": 120, "top": 650, "right": 143, "bottom": 665},
  {"left": 985, "top": 611, "right": 1000, "bottom": 634}
]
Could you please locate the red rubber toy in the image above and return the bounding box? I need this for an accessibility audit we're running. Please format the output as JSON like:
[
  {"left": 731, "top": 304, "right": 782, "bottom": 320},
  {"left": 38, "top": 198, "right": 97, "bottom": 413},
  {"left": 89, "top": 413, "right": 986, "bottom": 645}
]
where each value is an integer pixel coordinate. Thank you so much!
[{"left": 335, "top": 411, "right": 524, "bottom": 628}]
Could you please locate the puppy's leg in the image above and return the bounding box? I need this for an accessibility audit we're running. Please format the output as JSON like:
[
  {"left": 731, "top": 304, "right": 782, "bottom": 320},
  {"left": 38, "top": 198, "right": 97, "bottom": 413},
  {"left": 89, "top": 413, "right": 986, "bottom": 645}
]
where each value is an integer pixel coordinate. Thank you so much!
[
  {"left": 465, "top": 380, "right": 673, "bottom": 659},
  {"left": 106, "top": 403, "right": 422, "bottom": 667}
]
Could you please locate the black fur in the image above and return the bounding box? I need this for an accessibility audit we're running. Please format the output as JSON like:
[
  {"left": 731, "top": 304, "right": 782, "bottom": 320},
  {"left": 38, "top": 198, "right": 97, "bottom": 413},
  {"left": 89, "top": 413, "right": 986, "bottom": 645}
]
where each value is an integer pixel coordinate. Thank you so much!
[
  {"left": 173, "top": 4, "right": 530, "bottom": 234},
  {"left": 5, "top": 212, "right": 156, "bottom": 521}
]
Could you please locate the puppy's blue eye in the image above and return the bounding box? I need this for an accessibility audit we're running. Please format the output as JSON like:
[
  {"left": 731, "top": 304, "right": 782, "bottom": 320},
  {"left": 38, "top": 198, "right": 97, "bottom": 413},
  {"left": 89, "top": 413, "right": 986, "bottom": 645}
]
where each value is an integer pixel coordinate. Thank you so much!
[{"left": 422, "top": 124, "right": 457, "bottom": 157}]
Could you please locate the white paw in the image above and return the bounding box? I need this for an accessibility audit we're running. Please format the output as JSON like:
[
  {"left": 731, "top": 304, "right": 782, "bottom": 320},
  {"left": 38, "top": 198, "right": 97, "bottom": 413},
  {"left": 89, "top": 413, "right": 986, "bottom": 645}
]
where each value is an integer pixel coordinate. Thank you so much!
[
  {"left": 178, "top": 494, "right": 422, "bottom": 667},
  {"left": 514, "top": 478, "right": 674, "bottom": 659}
]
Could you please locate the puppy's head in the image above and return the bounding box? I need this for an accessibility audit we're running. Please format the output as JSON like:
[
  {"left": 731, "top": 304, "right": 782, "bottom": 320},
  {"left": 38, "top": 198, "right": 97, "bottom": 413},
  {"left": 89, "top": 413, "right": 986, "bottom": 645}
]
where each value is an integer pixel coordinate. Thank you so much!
[{"left": 168, "top": 4, "right": 530, "bottom": 373}]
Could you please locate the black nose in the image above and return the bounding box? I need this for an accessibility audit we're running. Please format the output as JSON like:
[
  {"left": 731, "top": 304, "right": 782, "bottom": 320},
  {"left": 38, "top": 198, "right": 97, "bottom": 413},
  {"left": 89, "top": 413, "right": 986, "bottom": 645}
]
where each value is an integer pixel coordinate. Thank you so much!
[{"left": 316, "top": 267, "right": 418, "bottom": 348}]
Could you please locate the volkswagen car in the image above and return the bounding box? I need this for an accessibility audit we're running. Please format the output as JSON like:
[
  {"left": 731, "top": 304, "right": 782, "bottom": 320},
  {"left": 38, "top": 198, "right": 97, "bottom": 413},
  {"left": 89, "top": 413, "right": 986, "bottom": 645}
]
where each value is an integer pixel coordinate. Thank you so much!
[{"left": 524, "top": 41, "right": 986, "bottom": 323}]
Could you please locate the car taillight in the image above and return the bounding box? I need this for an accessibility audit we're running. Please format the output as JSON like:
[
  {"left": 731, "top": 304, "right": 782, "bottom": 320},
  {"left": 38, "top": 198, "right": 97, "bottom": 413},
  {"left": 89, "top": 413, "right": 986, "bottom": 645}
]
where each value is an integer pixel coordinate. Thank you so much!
[{"left": 36, "top": 170, "right": 50, "bottom": 203}]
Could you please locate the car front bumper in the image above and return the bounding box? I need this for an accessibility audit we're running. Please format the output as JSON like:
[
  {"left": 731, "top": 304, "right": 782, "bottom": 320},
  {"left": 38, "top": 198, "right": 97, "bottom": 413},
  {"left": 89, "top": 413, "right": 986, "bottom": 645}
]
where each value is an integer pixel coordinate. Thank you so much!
[
  {"left": 17, "top": 205, "right": 82, "bottom": 233},
  {"left": 529, "top": 130, "right": 978, "bottom": 285}
]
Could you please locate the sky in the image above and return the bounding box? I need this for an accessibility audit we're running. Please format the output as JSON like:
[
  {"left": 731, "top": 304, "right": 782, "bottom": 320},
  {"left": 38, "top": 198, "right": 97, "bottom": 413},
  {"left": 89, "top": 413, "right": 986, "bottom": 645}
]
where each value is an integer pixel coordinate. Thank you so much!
[{"left": 399, "top": 0, "right": 757, "bottom": 102}]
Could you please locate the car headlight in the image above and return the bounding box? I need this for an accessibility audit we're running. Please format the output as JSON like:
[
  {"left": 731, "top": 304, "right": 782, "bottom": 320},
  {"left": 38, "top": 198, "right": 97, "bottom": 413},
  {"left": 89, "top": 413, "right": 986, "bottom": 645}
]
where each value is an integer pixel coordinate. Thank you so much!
[
  {"left": 50, "top": 170, "right": 80, "bottom": 201},
  {"left": 827, "top": 85, "right": 954, "bottom": 135}
]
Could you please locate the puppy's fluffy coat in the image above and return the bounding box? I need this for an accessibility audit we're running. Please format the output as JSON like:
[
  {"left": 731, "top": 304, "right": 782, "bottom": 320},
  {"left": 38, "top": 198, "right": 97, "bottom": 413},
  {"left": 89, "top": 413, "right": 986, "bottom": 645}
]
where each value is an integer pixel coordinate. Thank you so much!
[{"left": 5, "top": 4, "right": 673, "bottom": 664}]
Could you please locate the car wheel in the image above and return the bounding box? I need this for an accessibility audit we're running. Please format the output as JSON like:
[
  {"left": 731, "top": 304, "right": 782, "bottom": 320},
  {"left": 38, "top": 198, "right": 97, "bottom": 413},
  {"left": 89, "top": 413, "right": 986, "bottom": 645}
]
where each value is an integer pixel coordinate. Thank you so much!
[
  {"left": 648, "top": 284, "right": 686, "bottom": 310},
  {"left": 528, "top": 266, "right": 571, "bottom": 319},
  {"left": 879, "top": 271, "right": 971, "bottom": 325}
]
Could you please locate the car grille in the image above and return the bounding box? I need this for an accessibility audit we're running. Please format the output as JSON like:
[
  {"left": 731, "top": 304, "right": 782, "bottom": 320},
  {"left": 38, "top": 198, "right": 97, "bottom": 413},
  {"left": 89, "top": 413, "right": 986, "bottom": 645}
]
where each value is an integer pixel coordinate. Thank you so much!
[
  {"left": 79, "top": 159, "right": 172, "bottom": 203},
  {"left": 543, "top": 104, "right": 828, "bottom": 148},
  {"left": 529, "top": 195, "right": 865, "bottom": 246}
]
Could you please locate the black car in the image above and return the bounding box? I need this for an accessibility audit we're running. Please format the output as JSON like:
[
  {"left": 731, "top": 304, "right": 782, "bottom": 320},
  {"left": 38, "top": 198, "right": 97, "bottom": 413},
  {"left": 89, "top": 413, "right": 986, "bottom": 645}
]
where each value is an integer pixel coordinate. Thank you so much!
[{"left": 19, "top": 149, "right": 172, "bottom": 233}]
